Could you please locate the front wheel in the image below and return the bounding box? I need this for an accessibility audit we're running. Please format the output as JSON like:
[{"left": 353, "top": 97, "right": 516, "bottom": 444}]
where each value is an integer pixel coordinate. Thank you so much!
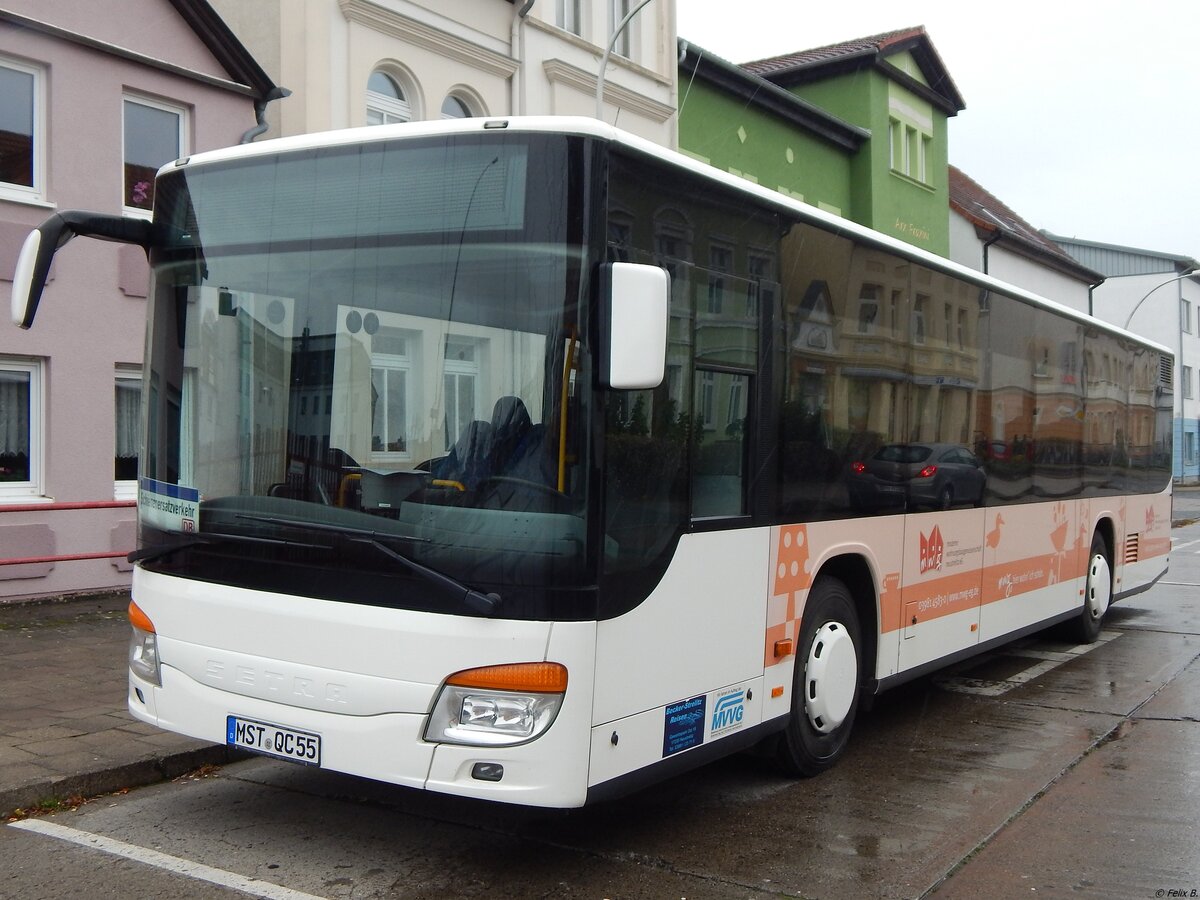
[{"left": 776, "top": 576, "right": 862, "bottom": 777}]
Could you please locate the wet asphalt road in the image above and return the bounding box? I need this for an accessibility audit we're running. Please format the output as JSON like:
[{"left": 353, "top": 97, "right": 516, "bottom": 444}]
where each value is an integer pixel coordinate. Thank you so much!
[{"left": 3, "top": 522, "right": 1198, "bottom": 899}]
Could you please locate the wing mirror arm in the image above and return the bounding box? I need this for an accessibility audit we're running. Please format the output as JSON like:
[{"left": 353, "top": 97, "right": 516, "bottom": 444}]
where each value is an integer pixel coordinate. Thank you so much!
[{"left": 11, "top": 210, "right": 154, "bottom": 329}]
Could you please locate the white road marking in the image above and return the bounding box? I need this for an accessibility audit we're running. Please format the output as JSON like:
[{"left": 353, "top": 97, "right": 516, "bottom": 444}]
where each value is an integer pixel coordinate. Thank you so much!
[
  {"left": 1169, "top": 537, "right": 1200, "bottom": 552},
  {"left": 8, "top": 818, "right": 328, "bottom": 900},
  {"left": 934, "top": 631, "right": 1120, "bottom": 697}
]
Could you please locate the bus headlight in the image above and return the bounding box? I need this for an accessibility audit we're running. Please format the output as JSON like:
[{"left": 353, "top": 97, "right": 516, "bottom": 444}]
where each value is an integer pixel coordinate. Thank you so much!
[
  {"left": 425, "top": 662, "right": 567, "bottom": 747},
  {"left": 128, "top": 600, "right": 161, "bottom": 687}
]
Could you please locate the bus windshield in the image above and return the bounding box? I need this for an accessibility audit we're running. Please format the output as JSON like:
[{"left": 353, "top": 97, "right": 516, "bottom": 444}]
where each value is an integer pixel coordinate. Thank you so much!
[{"left": 138, "top": 132, "right": 597, "bottom": 619}]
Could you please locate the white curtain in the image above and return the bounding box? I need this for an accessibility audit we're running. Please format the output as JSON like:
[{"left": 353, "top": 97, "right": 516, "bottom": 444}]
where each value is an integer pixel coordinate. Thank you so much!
[
  {"left": 115, "top": 378, "right": 142, "bottom": 460},
  {"left": 0, "top": 370, "right": 30, "bottom": 456}
]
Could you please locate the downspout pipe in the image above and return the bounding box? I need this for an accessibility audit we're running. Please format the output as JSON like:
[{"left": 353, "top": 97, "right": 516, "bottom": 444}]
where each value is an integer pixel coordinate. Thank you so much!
[
  {"left": 981, "top": 229, "right": 1002, "bottom": 276},
  {"left": 511, "top": 0, "right": 535, "bottom": 117},
  {"left": 240, "top": 86, "right": 293, "bottom": 144}
]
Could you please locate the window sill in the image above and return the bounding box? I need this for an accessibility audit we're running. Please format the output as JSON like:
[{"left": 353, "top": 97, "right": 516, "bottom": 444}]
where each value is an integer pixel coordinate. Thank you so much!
[{"left": 0, "top": 189, "right": 56, "bottom": 210}]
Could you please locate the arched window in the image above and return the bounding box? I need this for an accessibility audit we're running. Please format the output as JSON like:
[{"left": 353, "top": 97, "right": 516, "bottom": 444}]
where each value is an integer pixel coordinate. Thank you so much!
[
  {"left": 366, "top": 71, "right": 411, "bottom": 125},
  {"left": 440, "top": 95, "right": 471, "bottom": 120}
]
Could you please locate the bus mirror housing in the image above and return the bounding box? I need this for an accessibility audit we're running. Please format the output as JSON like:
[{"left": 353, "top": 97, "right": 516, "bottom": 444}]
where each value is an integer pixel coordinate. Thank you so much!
[
  {"left": 600, "top": 262, "right": 670, "bottom": 390},
  {"left": 11, "top": 211, "right": 154, "bottom": 329}
]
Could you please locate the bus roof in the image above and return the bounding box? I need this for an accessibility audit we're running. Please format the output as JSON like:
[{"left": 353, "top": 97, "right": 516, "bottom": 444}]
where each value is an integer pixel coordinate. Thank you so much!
[{"left": 165, "top": 116, "right": 1172, "bottom": 359}]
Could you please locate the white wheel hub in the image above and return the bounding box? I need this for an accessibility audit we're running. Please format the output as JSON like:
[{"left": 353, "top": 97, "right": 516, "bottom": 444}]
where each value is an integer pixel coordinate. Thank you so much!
[
  {"left": 1087, "top": 552, "right": 1112, "bottom": 621},
  {"left": 804, "top": 621, "right": 858, "bottom": 733}
]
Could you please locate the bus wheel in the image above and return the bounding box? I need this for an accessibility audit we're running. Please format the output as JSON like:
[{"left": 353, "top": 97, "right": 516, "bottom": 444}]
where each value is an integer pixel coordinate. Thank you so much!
[
  {"left": 1065, "top": 533, "right": 1111, "bottom": 644},
  {"left": 776, "top": 576, "right": 861, "bottom": 777}
]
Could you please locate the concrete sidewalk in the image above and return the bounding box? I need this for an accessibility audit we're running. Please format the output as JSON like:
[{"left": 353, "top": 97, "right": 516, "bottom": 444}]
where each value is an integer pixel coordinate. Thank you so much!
[{"left": 0, "top": 592, "right": 238, "bottom": 819}]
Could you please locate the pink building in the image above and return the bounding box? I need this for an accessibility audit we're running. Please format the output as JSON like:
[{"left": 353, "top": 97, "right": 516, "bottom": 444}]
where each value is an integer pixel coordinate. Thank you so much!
[{"left": 0, "top": 0, "right": 280, "bottom": 601}]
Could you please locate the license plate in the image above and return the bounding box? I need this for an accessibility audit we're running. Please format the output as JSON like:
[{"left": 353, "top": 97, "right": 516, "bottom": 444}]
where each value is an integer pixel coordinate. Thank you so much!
[{"left": 226, "top": 716, "right": 321, "bottom": 766}]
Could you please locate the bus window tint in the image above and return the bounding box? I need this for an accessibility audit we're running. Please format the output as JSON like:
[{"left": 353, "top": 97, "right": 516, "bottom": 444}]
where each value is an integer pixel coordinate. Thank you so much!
[
  {"left": 1030, "top": 308, "right": 1084, "bottom": 500},
  {"left": 778, "top": 224, "right": 913, "bottom": 519},
  {"left": 980, "top": 292, "right": 1035, "bottom": 505}
]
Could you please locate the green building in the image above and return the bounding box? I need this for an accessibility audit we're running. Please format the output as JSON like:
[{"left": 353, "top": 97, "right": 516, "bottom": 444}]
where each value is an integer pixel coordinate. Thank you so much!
[{"left": 678, "top": 27, "right": 965, "bottom": 257}]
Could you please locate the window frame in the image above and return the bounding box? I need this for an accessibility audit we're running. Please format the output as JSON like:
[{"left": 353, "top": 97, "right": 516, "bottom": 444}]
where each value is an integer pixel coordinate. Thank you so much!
[
  {"left": 114, "top": 366, "right": 142, "bottom": 500},
  {"left": 0, "top": 56, "right": 46, "bottom": 204},
  {"left": 366, "top": 70, "right": 414, "bottom": 126},
  {"left": 0, "top": 357, "right": 45, "bottom": 502},
  {"left": 556, "top": 0, "right": 583, "bottom": 36},
  {"left": 122, "top": 93, "right": 187, "bottom": 218}
]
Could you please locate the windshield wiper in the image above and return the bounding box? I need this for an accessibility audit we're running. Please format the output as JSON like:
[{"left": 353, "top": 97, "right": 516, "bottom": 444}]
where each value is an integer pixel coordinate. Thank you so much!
[
  {"left": 234, "top": 514, "right": 502, "bottom": 616},
  {"left": 233, "top": 514, "right": 430, "bottom": 544},
  {"left": 129, "top": 532, "right": 332, "bottom": 565}
]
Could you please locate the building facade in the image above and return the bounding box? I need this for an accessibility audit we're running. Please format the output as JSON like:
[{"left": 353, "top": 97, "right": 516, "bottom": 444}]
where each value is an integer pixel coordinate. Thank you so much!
[
  {"left": 0, "top": 0, "right": 278, "bottom": 600},
  {"left": 208, "top": 0, "right": 678, "bottom": 147},
  {"left": 948, "top": 166, "right": 1101, "bottom": 315},
  {"left": 1050, "top": 236, "right": 1200, "bottom": 484},
  {"left": 678, "top": 27, "right": 965, "bottom": 257}
]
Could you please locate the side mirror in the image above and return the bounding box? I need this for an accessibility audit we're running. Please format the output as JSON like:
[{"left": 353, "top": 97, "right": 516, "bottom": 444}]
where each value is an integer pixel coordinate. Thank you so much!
[
  {"left": 599, "top": 262, "right": 670, "bottom": 390},
  {"left": 11, "top": 211, "right": 153, "bottom": 329}
]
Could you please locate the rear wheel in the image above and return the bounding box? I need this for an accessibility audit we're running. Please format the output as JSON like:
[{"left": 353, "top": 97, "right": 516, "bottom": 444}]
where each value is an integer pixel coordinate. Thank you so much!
[
  {"left": 1063, "top": 533, "right": 1111, "bottom": 643},
  {"left": 776, "top": 576, "right": 862, "bottom": 777}
]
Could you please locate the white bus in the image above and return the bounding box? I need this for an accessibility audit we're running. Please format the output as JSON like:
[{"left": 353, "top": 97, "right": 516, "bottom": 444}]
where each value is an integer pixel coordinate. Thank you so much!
[{"left": 11, "top": 117, "right": 1173, "bottom": 808}]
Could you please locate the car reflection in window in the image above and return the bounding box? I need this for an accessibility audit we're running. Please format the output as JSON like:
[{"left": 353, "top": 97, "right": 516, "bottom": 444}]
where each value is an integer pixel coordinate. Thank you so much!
[{"left": 847, "top": 443, "right": 986, "bottom": 512}]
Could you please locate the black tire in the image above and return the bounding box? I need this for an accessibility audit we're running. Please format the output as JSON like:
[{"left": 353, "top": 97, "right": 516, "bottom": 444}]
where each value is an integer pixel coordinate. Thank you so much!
[
  {"left": 776, "top": 576, "right": 862, "bottom": 777},
  {"left": 1061, "top": 533, "right": 1111, "bottom": 643}
]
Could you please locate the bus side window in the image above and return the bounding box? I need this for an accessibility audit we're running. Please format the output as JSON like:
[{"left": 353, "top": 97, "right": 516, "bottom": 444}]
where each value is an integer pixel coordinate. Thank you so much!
[{"left": 692, "top": 369, "right": 749, "bottom": 518}]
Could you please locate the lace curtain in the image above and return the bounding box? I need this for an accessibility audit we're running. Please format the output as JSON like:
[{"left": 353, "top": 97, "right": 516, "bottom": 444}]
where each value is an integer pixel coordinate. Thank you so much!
[
  {"left": 115, "top": 378, "right": 141, "bottom": 461},
  {"left": 0, "top": 370, "right": 30, "bottom": 456}
]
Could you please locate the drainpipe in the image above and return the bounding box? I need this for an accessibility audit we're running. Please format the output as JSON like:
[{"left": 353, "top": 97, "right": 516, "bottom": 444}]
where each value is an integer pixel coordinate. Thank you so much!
[
  {"left": 240, "top": 86, "right": 293, "bottom": 144},
  {"left": 511, "top": 0, "right": 535, "bottom": 117},
  {"left": 1087, "top": 278, "right": 1104, "bottom": 319},
  {"left": 981, "top": 229, "right": 1001, "bottom": 276}
]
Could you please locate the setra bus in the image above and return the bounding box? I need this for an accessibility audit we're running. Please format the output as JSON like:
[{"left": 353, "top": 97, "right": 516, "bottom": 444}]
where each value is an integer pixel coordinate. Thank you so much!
[{"left": 10, "top": 117, "right": 1173, "bottom": 807}]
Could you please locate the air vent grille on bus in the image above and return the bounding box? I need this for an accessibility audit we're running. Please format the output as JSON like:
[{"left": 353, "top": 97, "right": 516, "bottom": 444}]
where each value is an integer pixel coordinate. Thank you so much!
[
  {"left": 1159, "top": 355, "right": 1174, "bottom": 388},
  {"left": 1124, "top": 534, "right": 1140, "bottom": 565}
]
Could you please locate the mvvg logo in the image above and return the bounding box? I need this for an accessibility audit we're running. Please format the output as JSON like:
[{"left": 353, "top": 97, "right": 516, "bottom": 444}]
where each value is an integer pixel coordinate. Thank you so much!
[
  {"left": 920, "top": 525, "right": 944, "bottom": 574},
  {"left": 710, "top": 689, "right": 745, "bottom": 735}
]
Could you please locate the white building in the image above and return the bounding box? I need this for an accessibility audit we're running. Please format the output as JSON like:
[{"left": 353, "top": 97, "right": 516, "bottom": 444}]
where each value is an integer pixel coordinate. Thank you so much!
[
  {"left": 208, "top": 0, "right": 679, "bottom": 147},
  {"left": 948, "top": 166, "right": 1101, "bottom": 314},
  {"left": 1049, "top": 235, "right": 1200, "bottom": 484}
]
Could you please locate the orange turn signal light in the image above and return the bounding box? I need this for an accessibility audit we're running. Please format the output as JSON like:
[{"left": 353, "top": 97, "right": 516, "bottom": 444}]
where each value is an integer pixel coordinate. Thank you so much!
[
  {"left": 128, "top": 600, "right": 156, "bottom": 634},
  {"left": 446, "top": 662, "right": 568, "bottom": 693},
  {"left": 771, "top": 686, "right": 785, "bottom": 698},
  {"left": 774, "top": 638, "right": 794, "bottom": 659}
]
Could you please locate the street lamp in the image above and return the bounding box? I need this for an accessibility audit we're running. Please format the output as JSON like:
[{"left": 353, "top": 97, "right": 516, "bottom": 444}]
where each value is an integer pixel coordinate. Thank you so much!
[
  {"left": 1123, "top": 267, "right": 1200, "bottom": 329},
  {"left": 595, "top": 0, "right": 656, "bottom": 121}
]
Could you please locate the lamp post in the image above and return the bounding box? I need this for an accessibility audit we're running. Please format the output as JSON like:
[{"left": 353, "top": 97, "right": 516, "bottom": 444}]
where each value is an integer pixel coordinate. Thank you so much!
[
  {"left": 595, "top": 0, "right": 656, "bottom": 121},
  {"left": 1123, "top": 267, "right": 1200, "bottom": 330}
]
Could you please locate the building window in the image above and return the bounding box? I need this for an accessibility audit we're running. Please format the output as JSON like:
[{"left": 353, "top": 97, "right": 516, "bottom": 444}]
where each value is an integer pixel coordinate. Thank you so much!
[
  {"left": 1186, "top": 432, "right": 1198, "bottom": 467},
  {"left": 1182, "top": 298, "right": 1192, "bottom": 334},
  {"left": 124, "top": 96, "right": 184, "bottom": 213},
  {"left": 1184, "top": 365, "right": 1194, "bottom": 400},
  {"left": 370, "top": 333, "right": 413, "bottom": 459},
  {"left": 0, "top": 58, "right": 43, "bottom": 200},
  {"left": 857, "top": 285, "right": 880, "bottom": 334},
  {"left": 115, "top": 369, "right": 142, "bottom": 500},
  {"left": 556, "top": 0, "right": 582, "bottom": 36},
  {"left": 912, "top": 295, "right": 927, "bottom": 344},
  {"left": 889, "top": 117, "right": 932, "bottom": 185},
  {"left": 443, "top": 338, "right": 481, "bottom": 450},
  {"left": 609, "top": 0, "right": 632, "bottom": 57},
  {"left": 707, "top": 244, "right": 732, "bottom": 314},
  {"left": 0, "top": 358, "right": 42, "bottom": 499},
  {"left": 441, "top": 96, "right": 472, "bottom": 120},
  {"left": 366, "top": 71, "right": 411, "bottom": 125}
]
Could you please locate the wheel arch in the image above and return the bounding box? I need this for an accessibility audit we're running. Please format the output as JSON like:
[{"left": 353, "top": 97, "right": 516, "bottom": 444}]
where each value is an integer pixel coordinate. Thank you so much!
[
  {"left": 1092, "top": 515, "right": 1115, "bottom": 568},
  {"left": 811, "top": 553, "right": 878, "bottom": 691}
]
